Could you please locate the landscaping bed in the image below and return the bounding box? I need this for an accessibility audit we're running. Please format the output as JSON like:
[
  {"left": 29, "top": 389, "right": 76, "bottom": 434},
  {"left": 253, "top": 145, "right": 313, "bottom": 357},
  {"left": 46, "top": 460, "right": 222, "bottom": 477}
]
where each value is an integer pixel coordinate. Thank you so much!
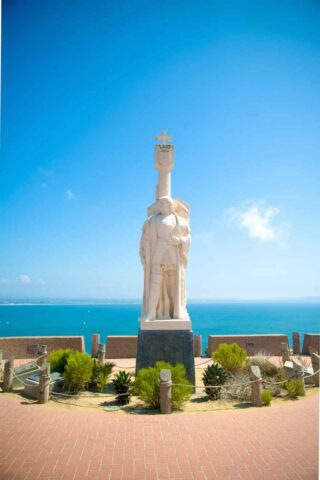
[{"left": 2, "top": 344, "right": 318, "bottom": 414}]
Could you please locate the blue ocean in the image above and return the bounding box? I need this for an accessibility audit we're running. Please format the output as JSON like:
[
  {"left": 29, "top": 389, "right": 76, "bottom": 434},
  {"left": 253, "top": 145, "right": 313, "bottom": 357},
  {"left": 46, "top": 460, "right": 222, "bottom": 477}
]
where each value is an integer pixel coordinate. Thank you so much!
[{"left": 0, "top": 302, "right": 319, "bottom": 353}]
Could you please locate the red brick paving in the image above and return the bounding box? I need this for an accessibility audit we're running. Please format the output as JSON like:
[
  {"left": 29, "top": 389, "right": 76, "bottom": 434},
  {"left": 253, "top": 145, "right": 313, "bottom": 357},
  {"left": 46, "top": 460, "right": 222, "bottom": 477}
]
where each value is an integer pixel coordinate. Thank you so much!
[{"left": 0, "top": 393, "right": 318, "bottom": 480}]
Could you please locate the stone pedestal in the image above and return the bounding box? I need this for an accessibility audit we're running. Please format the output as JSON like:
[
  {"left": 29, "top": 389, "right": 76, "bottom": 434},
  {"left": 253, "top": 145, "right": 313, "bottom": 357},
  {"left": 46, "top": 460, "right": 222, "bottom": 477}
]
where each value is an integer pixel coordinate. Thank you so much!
[
  {"left": 140, "top": 318, "right": 191, "bottom": 330},
  {"left": 136, "top": 329, "right": 195, "bottom": 385}
]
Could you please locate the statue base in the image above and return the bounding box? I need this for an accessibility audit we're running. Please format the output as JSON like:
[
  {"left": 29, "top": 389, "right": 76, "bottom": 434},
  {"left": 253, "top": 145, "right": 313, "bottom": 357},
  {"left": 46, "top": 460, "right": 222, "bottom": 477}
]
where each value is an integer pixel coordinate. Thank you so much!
[
  {"left": 136, "top": 328, "right": 195, "bottom": 385},
  {"left": 139, "top": 318, "right": 191, "bottom": 330}
]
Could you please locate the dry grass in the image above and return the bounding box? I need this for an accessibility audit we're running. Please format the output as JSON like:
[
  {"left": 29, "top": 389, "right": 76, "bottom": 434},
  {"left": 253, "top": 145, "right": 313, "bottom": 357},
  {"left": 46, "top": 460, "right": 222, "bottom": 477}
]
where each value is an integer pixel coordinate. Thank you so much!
[{"left": 250, "top": 350, "right": 280, "bottom": 377}]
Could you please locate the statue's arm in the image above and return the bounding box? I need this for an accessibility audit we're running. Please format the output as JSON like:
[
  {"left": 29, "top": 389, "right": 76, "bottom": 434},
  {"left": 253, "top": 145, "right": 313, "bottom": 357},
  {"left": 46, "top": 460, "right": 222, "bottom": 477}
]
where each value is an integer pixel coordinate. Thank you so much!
[
  {"left": 172, "top": 225, "right": 191, "bottom": 251},
  {"left": 140, "top": 220, "right": 151, "bottom": 268},
  {"left": 173, "top": 226, "right": 191, "bottom": 267}
]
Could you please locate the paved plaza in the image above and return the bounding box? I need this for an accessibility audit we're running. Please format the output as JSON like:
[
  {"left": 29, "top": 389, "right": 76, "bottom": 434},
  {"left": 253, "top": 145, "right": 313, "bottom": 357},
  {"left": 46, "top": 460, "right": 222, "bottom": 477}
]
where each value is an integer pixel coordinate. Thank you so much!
[{"left": 0, "top": 390, "right": 318, "bottom": 480}]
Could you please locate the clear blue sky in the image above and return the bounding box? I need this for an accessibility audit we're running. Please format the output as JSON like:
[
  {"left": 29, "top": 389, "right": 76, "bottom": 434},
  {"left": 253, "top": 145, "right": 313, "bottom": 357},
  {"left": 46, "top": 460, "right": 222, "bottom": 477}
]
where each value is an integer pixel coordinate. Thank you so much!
[{"left": 1, "top": 0, "right": 320, "bottom": 300}]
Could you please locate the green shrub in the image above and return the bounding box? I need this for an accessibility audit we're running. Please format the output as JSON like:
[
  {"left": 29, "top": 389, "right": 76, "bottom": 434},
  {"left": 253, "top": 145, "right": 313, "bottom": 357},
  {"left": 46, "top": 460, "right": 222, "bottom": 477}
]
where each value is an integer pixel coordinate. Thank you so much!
[
  {"left": 91, "top": 360, "right": 114, "bottom": 392},
  {"left": 285, "top": 380, "right": 305, "bottom": 399},
  {"left": 112, "top": 370, "right": 132, "bottom": 405},
  {"left": 48, "top": 349, "right": 76, "bottom": 373},
  {"left": 202, "top": 363, "right": 229, "bottom": 399},
  {"left": 63, "top": 352, "right": 94, "bottom": 392},
  {"left": 131, "top": 361, "right": 192, "bottom": 410},
  {"left": 261, "top": 389, "right": 272, "bottom": 406},
  {"left": 212, "top": 343, "right": 248, "bottom": 374}
]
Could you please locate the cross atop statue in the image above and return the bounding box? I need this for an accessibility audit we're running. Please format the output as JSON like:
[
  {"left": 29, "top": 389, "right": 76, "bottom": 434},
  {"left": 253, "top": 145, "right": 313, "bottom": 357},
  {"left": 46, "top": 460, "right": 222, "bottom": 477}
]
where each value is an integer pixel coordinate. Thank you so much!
[{"left": 156, "top": 130, "right": 172, "bottom": 145}]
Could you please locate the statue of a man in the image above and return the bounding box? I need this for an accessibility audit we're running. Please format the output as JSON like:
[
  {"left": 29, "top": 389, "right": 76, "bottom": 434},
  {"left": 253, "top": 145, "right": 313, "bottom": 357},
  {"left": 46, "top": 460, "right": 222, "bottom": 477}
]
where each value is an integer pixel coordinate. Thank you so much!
[{"left": 140, "top": 196, "right": 191, "bottom": 321}]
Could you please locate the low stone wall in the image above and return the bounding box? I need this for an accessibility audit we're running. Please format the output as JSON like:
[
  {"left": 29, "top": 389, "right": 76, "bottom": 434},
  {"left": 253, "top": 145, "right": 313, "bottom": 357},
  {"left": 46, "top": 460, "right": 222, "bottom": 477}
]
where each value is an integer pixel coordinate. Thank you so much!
[
  {"left": 302, "top": 334, "right": 320, "bottom": 354},
  {"left": 105, "top": 334, "right": 202, "bottom": 359},
  {"left": 207, "top": 334, "right": 289, "bottom": 356},
  {"left": 0, "top": 336, "right": 85, "bottom": 359},
  {"left": 106, "top": 336, "right": 137, "bottom": 359}
]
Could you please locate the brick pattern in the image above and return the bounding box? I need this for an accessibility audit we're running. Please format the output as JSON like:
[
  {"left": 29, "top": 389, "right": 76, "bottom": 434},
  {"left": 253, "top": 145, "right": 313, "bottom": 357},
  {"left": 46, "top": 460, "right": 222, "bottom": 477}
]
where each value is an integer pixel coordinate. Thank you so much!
[
  {"left": 105, "top": 335, "right": 202, "bottom": 359},
  {"left": 106, "top": 336, "right": 138, "bottom": 359},
  {"left": 207, "top": 334, "right": 290, "bottom": 356},
  {"left": 0, "top": 393, "right": 318, "bottom": 480},
  {"left": 302, "top": 334, "right": 320, "bottom": 354},
  {"left": 0, "top": 336, "right": 85, "bottom": 359}
]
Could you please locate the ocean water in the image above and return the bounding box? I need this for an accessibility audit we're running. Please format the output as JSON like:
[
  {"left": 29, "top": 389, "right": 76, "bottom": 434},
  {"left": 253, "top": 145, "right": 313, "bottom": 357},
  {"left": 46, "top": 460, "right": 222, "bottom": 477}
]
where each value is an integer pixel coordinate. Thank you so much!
[{"left": 0, "top": 303, "right": 319, "bottom": 353}]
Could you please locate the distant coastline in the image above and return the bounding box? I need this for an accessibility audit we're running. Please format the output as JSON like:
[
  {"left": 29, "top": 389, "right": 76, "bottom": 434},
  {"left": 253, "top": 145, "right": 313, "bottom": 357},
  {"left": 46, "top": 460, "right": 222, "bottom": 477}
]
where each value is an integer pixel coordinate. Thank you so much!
[{"left": 0, "top": 297, "right": 320, "bottom": 306}]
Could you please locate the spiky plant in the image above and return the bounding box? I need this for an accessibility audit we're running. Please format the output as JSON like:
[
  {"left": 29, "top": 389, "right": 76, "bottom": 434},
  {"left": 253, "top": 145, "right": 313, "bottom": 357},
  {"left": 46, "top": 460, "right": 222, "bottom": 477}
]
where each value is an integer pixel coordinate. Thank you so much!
[
  {"left": 202, "top": 363, "right": 229, "bottom": 399},
  {"left": 112, "top": 370, "right": 132, "bottom": 404}
]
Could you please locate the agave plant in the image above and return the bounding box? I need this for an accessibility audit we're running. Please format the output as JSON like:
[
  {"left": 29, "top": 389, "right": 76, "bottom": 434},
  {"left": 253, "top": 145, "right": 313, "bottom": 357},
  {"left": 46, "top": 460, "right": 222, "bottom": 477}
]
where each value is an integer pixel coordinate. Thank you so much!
[
  {"left": 202, "top": 363, "right": 229, "bottom": 399},
  {"left": 112, "top": 370, "right": 132, "bottom": 405}
]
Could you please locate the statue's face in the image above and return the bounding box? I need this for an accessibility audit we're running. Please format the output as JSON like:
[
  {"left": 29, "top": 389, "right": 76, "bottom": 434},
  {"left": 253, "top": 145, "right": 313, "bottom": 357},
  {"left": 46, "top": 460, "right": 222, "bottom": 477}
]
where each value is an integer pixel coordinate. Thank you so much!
[{"left": 159, "top": 199, "right": 173, "bottom": 215}]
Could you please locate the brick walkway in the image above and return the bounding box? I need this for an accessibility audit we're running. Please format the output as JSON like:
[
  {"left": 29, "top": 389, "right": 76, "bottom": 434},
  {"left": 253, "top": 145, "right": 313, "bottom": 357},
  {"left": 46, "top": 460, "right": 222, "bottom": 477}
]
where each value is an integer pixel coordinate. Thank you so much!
[{"left": 0, "top": 393, "right": 318, "bottom": 480}]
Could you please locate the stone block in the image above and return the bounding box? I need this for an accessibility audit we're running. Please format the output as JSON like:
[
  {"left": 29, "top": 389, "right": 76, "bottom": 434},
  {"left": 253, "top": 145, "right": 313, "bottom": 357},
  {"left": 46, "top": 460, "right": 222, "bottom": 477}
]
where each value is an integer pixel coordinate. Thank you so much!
[
  {"left": 302, "top": 334, "right": 320, "bottom": 354},
  {"left": 105, "top": 334, "right": 201, "bottom": 359},
  {"left": 24, "top": 371, "right": 63, "bottom": 400},
  {"left": 91, "top": 334, "right": 100, "bottom": 358},
  {"left": 292, "top": 332, "right": 301, "bottom": 355},
  {"left": 308, "top": 351, "right": 320, "bottom": 386},
  {"left": 250, "top": 365, "right": 262, "bottom": 407},
  {"left": 284, "top": 361, "right": 295, "bottom": 379},
  {"left": 11, "top": 362, "right": 39, "bottom": 389},
  {"left": 281, "top": 342, "right": 290, "bottom": 363},
  {"left": 105, "top": 336, "right": 137, "bottom": 359},
  {"left": 136, "top": 329, "right": 195, "bottom": 385},
  {"left": 194, "top": 335, "right": 202, "bottom": 357},
  {"left": 0, "top": 336, "right": 85, "bottom": 360},
  {"left": 97, "top": 343, "right": 106, "bottom": 363},
  {"left": 160, "top": 369, "right": 172, "bottom": 414},
  {"left": 140, "top": 319, "right": 191, "bottom": 330}
]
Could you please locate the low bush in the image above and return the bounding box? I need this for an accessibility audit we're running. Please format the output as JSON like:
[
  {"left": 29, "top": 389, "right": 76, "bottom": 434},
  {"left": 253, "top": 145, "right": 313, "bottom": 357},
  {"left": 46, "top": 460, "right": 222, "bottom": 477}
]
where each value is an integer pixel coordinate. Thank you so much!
[
  {"left": 202, "top": 363, "right": 229, "bottom": 399},
  {"left": 132, "top": 361, "right": 192, "bottom": 410},
  {"left": 261, "top": 389, "right": 272, "bottom": 406},
  {"left": 63, "top": 352, "right": 94, "bottom": 392},
  {"left": 221, "top": 371, "right": 252, "bottom": 401},
  {"left": 48, "top": 349, "right": 76, "bottom": 373},
  {"left": 212, "top": 343, "right": 249, "bottom": 374},
  {"left": 91, "top": 360, "right": 114, "bottom": 392},
  {"left": 266, "top": 371, "right": 287, "bottom": 398},
  {"left": 285, "top": 379, "right": 305, "bottom": 399}
]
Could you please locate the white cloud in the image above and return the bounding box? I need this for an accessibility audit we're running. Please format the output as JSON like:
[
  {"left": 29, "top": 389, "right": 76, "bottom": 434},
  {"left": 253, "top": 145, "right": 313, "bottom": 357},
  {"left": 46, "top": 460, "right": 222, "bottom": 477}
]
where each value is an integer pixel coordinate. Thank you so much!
[
  {"left": 17, "top": 274, "right": 32, "bottom": 285},
  {"left": 227, "top": 201, "right": 290, "bottom": 247},
  {"left": 36, "top": 278, "right": 46, "bottom": 285},
  {"left": 0, "top": 277, "right": 9, "bottom": 284},
  {"left": 66, "top": 189, "right": 75, "bottom": 200}
]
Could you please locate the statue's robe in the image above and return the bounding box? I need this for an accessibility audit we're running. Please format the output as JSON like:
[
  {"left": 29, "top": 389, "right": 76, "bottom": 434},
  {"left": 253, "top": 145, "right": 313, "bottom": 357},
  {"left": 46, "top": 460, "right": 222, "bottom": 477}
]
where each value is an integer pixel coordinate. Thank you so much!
[{"left": 140, "top": 210, "right": 190, "bottom": 320}]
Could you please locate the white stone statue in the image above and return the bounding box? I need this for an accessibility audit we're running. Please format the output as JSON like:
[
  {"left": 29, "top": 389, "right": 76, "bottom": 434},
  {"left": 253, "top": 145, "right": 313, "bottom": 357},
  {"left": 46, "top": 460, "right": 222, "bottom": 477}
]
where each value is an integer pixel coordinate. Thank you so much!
[{"left": 139, "top": 131, "right": 191, "bottom": 327}]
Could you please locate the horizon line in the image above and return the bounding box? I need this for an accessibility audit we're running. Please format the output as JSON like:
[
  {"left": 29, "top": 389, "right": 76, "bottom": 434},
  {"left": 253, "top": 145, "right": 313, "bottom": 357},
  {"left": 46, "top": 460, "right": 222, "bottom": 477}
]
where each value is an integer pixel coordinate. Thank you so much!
[{"left": 0, "top": 296, "right": 320, "bottom": 305}]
